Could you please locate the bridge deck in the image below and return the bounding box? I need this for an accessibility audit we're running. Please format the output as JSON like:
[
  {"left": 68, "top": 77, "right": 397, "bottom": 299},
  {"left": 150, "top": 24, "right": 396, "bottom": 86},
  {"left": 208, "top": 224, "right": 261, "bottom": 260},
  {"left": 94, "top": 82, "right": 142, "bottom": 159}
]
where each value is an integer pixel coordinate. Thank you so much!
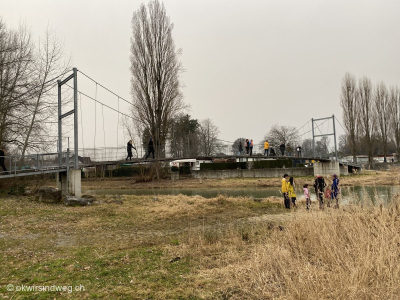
[
  {"left": 0, "top": 168, "right": 67, "bottom": 179},
  {"left": 0, "top": 154, "right": 358, "bottom": 179},
  {"left": 79, "top": 155, "right": 333, "bottom": 167}
]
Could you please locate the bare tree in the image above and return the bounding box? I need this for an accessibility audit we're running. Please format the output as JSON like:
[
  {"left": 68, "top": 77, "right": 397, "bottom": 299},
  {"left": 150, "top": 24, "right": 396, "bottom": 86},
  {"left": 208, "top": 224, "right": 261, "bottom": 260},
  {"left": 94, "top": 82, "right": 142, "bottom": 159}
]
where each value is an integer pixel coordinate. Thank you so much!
[
  {"left": 301, "top": 138, "right": 313, "bottom": 157},
  {"left": 0, "top": 21, "right": 33, "bottom": 150},
  {"left": 389, "top": 85, "right": 400, "bottom": 159},
  {"left": 375, "top": 82, "right": 390, "bottom": 162},
  {"left": 21, "top": 29, "right": 70, "bottom": 156},
  {"left": 340, "top": 72, "right": 359, "bottom": 163},
  {"left": 130, "top": 0, "right": 184, "bottom": 158},
  {"left": 315, "top": 136, "right": 331, "bottom": 158},
  {"left": 358, "top": 76, "right": 375, "bottom": 164},
  {"left": 198, "top": 118, "right": 219, "bottom": 156},
  {"left": 264, "top": 124, "right": 299, "bottom": 148}
]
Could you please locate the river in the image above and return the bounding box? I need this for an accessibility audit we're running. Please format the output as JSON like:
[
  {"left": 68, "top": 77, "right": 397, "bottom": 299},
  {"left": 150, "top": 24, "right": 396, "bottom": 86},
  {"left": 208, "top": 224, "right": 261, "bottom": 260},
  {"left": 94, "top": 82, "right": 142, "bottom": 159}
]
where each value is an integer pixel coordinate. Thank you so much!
[{"left": 85, "top": 185, "right": 400, "bottom": 204}]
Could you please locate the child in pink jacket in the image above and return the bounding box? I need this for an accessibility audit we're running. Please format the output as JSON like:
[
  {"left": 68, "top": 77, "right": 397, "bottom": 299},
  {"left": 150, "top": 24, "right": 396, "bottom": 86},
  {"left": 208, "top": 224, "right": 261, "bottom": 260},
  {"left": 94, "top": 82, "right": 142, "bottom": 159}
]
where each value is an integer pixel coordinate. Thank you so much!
[{"left": 303, "top": 184, "right": 311, "bottom": 210}]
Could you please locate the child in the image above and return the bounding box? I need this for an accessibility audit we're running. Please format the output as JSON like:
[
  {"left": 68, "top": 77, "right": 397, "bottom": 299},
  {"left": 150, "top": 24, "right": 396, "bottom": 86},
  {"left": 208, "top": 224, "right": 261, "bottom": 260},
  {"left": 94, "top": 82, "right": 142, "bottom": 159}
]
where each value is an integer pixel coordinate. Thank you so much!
[
  {"left": 303, "top": 184, "right": 311, "bottom": 210},
  {"left": 288, "top": 177, "right": 297, "bottom": 208},
  {"left": 331, "top": 174, "right": 340, "bottom": 209},
  {"left": 325, "top": 186, "right": 332, "bottom": 207}
]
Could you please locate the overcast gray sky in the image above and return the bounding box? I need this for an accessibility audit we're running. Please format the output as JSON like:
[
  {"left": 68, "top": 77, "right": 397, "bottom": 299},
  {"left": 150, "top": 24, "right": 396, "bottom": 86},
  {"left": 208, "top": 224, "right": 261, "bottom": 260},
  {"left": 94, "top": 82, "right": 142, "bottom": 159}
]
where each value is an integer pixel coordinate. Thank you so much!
[{"left": 2, "top": 0, "right": 400, "bottom": 151}]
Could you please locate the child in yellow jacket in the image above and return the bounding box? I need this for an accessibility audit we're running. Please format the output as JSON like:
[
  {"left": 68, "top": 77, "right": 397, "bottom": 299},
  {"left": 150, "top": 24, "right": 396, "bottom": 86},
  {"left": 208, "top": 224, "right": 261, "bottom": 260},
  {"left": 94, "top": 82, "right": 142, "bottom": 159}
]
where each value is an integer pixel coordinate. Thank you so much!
[
  {"left": 288, "top": 177, "right": 297, "bottom": 207},
  {"left": 281, "top": 174, "right": 290, "bottom": 209}
]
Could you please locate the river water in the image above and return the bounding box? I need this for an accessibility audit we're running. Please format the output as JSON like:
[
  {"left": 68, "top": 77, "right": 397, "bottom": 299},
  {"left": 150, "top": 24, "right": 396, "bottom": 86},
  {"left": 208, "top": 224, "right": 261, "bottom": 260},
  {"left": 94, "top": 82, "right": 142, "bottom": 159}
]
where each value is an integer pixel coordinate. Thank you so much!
[{"left": 85, "top": 185, "right": 400, "bottom": 204}]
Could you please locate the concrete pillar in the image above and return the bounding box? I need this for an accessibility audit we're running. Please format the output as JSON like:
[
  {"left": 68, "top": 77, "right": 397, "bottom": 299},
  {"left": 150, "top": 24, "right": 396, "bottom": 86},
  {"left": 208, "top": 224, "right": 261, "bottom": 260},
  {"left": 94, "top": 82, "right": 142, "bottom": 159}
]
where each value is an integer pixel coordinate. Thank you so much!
[
  {"left": 69, "top": 169, "right": 82, "bottom": 198},
  {"left": 340, "top": 164, "right": 349, "bottom": 176},
  {"left": 57, "top": 170, "right": 82, "bottom": 197},
  {"left": 313, "top": 161, "right": 340, "bottom": 177},
  {"left": 57, "top": 172, "right": 68, "bottom": 195}
]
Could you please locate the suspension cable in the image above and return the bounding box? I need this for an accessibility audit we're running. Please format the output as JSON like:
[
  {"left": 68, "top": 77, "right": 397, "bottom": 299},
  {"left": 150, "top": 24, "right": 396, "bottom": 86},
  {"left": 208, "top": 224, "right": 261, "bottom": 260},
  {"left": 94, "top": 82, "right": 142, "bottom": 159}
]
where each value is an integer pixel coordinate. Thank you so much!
[{"left": 101, "top": 104, "right": 106, "bottom": 160}]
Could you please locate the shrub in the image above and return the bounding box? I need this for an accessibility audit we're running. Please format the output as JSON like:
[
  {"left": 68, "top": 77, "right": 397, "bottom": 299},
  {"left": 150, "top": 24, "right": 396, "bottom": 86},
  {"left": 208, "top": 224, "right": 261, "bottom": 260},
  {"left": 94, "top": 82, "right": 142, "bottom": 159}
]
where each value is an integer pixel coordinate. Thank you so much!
[
  {"left": 179, "top": 165, "right": 191, "bottom": 175},
  {"left": 200, "top": 162, "right": 247, "bottom": 171},
  {"left": 106, "top": 166, "right": 148, "bottom": 177}
]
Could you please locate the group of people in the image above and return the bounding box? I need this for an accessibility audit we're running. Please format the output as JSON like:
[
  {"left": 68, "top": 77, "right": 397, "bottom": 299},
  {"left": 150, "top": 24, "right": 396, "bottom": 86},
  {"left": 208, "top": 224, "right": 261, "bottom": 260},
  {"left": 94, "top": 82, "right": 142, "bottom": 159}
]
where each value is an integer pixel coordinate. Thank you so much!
[
  {"left": 126, "top": 138, "right": 155, "bottom": 161},
  {"left": 278, "top": 143, "right": 302, "bottom": 157},
  {"left": 281, "top": 173, "right": 340, "bottom": 210},
  {"left": 238, "top": 139, "right": 254, "bottom": 155},
  {"left": 238, "top": 140, "right": 302, "bottom": 157}
]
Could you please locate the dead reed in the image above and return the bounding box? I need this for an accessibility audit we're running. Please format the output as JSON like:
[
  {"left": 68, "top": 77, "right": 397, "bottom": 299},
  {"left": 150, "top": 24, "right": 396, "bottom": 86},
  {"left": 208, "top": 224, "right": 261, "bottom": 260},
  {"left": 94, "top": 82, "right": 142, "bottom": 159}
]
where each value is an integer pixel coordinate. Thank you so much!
[{"left": 173, "top": 195, "right": 400, "bottom": 299}]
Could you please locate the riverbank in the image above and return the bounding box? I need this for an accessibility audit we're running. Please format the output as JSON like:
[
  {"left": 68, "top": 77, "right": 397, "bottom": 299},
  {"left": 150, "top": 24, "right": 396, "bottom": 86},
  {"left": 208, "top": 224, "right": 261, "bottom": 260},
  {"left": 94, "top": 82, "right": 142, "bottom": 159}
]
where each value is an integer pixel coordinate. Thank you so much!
[
  {"left": 80, "top": 168, "right": 400, "bottom": 190},
  {"left": 1, "top": 192, "right": 399, "bottom": 299}
]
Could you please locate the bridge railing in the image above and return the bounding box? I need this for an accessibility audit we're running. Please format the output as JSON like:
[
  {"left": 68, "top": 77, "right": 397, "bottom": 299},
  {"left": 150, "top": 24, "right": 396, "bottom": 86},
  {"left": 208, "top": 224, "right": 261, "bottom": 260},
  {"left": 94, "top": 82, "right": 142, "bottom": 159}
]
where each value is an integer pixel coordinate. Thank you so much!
[{"left": 0, "top": 152, "right": 73, "bottom": 176}]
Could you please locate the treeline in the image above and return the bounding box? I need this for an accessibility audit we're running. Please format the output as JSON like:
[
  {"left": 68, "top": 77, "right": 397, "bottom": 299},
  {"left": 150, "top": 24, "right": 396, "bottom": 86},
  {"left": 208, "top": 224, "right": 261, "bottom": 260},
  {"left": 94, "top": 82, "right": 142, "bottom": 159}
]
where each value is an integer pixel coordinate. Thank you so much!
[
  {"left": 0, "top": 18, "right": 69, "bottom": 155},
  {"left": 134, "top": 114, "right": 221, "bottom": 157},
  {"left": 340, "top": 72, "right": 400, "bottom": 163}
]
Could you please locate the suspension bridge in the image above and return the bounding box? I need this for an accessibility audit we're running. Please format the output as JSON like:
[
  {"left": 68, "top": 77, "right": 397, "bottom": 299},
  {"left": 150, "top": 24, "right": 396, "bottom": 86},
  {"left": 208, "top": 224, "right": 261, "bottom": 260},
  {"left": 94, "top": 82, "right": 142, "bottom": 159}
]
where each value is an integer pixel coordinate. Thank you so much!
[{"left": 0, "top": 68, "right": 353, "bottom": 196}]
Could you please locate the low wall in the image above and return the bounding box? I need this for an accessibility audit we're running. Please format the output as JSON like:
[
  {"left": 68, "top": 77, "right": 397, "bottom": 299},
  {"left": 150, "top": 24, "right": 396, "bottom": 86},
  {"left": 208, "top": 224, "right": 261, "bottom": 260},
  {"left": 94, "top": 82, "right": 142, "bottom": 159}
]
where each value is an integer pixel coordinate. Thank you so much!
[{"left": 191, "top": 167, "right": 313, "bottom": 179}]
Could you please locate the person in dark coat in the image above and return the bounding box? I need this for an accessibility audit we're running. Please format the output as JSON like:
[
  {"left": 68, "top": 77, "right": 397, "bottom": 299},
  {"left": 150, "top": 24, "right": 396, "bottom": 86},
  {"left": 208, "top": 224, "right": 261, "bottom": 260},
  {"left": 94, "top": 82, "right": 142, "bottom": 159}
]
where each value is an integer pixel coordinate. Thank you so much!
[
  {"left": 126, "top": 140, "right": 136, "bottom": 161},
  {"left": 279, "top": 143, "right": 286, "bottom": 156},
  {"left": 0, "top": 146, "right": 7, "bottom": 173},
  {"left": 313, "top": 175, "right": 326, "bottom": 210},
  {"left": 296, "top": 145, "right": 302, "bottom": 157},
  {"left": 238, "top": 141, "right": 243, "bottom": 155},
  {"left": 146, "top": 137, "right": 155, "bottom": 159}
]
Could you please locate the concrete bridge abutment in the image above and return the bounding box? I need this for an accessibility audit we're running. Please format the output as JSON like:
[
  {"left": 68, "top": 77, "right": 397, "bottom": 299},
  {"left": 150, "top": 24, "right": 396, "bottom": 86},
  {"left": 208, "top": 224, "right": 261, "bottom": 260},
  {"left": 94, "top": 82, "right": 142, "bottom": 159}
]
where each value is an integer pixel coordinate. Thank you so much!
[
  {"left": 57, "top": 169, "right": 82, "bottom": 197},
  {"left": 313, "top": 161, "right": 340, "bottom": 177}
]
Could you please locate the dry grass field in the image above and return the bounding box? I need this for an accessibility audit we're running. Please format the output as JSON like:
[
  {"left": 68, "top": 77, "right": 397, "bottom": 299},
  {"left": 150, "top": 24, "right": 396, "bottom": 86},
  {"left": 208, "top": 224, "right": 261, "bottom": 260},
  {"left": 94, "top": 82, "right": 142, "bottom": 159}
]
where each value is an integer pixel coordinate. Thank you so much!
[{"left": 1, "top": 189, "right": 400, "bottom": 299}]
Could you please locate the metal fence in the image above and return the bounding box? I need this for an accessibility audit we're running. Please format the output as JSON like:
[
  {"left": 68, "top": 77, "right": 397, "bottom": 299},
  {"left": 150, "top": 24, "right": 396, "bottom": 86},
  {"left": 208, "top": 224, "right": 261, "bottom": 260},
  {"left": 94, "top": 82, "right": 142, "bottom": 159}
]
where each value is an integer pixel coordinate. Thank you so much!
[
  {"left": 75, "top": 142, "right": 297, "bottom": 163},
  {"left": 0, "top": 152, "right": 73, "bottom": 178}
]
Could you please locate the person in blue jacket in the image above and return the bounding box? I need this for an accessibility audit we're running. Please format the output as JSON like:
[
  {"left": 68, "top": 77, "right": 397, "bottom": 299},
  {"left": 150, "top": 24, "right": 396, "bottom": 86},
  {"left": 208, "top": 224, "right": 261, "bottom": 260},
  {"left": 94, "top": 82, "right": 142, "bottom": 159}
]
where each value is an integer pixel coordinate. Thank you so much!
[{"left": 331, "top": 174, "right": 340, "bottom": 208}]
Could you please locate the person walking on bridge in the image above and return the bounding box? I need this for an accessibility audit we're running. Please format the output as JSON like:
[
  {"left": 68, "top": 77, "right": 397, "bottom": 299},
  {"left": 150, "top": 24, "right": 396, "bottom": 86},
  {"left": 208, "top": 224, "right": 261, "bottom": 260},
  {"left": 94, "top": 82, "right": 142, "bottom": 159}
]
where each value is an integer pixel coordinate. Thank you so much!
[
  {"left": 0, "top": 146, "right": 8, "bottom": 173},
  {"left": 126, "top": 140, "right": 136, "bottom": 161},
  {"left": 238, "top": 141, "right": 243, "bottom": 155},
  {"left": 264, "top": 140, "right": 269, "bottom": 156},
  {"left": 146, "top": 137, "right": 155, "bottom": 159},
  {"left": 279, "top": 143, "right": 285, "bottom": 156},
  {"left": 245, "top": 139, "right": 249, "bottom": 155},
  {"left": 249, "top": 139, "right": 254, "bottom": 155},
  {"left": 296, "top": 145, "right": 302, "bottom": 157}
]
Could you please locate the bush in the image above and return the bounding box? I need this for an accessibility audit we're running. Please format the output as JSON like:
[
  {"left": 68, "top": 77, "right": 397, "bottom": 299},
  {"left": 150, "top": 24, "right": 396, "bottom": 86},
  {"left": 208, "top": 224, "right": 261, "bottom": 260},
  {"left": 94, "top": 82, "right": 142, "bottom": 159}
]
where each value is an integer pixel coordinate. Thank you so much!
[
  {"left": 252, "top": 159, "right": 292, "bottom": 169},
  {"left": 179, "top": 165, "right": 191, "bottom": 175},
  {"left": 0, "top": 178, "right": 27, "bottom": 195},
  {"left": 106, "top": 166, "right": 147, "bottom": 177},
  {"left": 200, "top": 162, "right": 247, "bottom": 171}
]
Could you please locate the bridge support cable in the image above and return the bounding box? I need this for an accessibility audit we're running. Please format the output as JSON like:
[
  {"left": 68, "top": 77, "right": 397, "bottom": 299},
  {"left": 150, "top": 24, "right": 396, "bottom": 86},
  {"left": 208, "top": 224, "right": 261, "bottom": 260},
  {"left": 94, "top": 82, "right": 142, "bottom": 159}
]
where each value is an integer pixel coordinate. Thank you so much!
[
  {"left": 101, "top": 104, "right": 107, "bottom": 161},
  {"left": 117, "top": 97, "right": 119, "bottom": 161},
  {"left": 94, "top": 83, "right": 98, "bottom": 161}
]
